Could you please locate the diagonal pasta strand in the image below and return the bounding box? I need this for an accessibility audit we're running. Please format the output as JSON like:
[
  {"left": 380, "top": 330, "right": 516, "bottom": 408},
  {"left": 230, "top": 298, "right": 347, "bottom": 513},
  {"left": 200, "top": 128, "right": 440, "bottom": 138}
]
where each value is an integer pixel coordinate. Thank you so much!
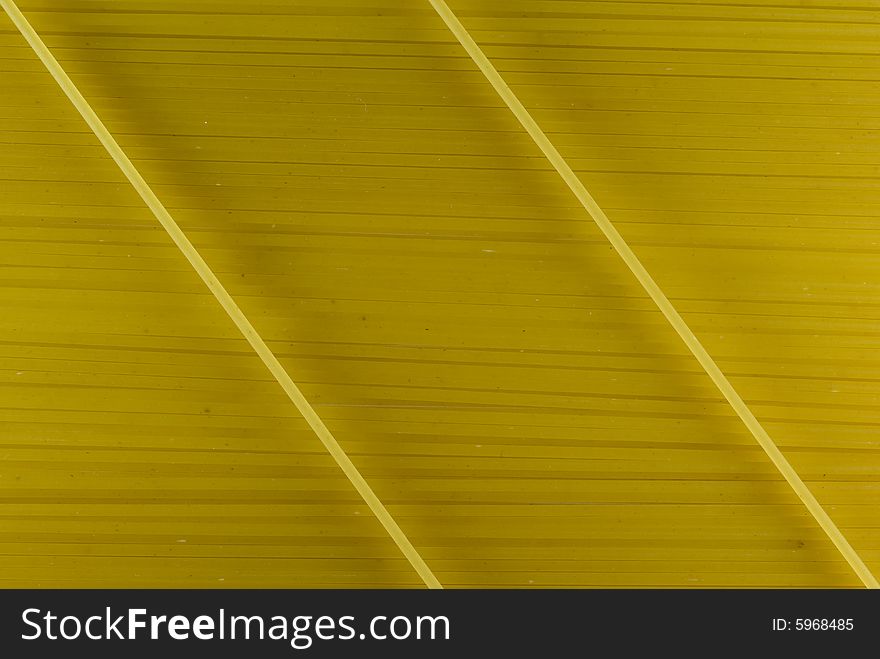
[
  {"left": 427, "top": 0, "right": 878, "bottom": 589},
  {"left": 0, "top": 0, "right": 441, "bottom": 590}
]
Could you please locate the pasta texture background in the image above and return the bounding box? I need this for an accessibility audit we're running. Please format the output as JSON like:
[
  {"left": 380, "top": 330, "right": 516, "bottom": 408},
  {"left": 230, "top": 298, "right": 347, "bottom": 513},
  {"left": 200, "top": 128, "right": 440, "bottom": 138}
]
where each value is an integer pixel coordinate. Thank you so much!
[{"left": 1, "top": 0, "right": 878, "bottom": 587}]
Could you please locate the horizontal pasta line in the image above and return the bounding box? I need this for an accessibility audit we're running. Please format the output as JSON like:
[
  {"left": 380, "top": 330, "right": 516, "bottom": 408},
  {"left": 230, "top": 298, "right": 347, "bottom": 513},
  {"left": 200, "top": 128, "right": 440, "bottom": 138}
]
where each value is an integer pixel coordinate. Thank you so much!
[
  {"left": 5, "top": 29, "right": 880, "bottom": 59},
  {"left": 14, "top": 9, "right": 430, "bottom": 17},
  {"left": 0, "top": 406, "right": 307, "bottom": 420},
  {"left": 3, "top": 235, "right": 878, "bottom": 258},
  {"left": 0, "top": 404, "right": 747, "bottom": 424},
  {"left": 4, "top": 375, "right": 878, "bottom": 414},
  {"left": 223, "top": 400, "right": 789, "bottom": 420},
  {"left": 6, "top": 33, "right": 880, "bottom": 59},
  {"left": 0, "top": 403, "right": 721, "bottom": 427},
  {"left": 3, "top": 279, "right": 880, "bottom": 324},
  {"left": 454, "top": 9, "right": 880, "bottom": 25},
  {"left": 5, "top": 336, "right": 879, "bottom": 371},
  {"left": 0, "top": 434, "right": 781, "bottom": 454},
  {"left": 7, "top": 49, "right": 880, "bottom": 73},
  {"left": 0, "top": 338, "right": 255, "bottom": 358},
  {"left": 626, "top": 242, "right": 880, "bottom": 254},
  {"left": 0, "top": 496, "right": 853, "bottom": 507},
  {"left": 9, "top": 156, "right": 880, "bottom": 179},
  {"left": 149, "top": 338, "right": 880, "bottom": 367},
  {"left": 0, "top": 500, "right": 868, "bottom": 510},
  {"left": 11, "top": 169, "right": 880, "bottom": 190},
  {"left": 618, "top": 217, "right": 880, "bottom": 228},
  {"left": 476, "top": 40, "right": 880, "bottom": 57},
  {"left": 471, "top": 18, "right": 880, "bottom": 30},
  {"left": 0, "top": 536, "right": 401, "bottom": 545},
  {"left": 239, "top": 413, "right": 880, "bottom": 432},
  {"left": 1, "top": 45, "right": 469, "bottom": 60},
  {"left": 4, "top": 206, "right": 880, "bottom": 228},
  {"left": 502, "top": 57, "right": 880, "bottom": 71},
  {"left": 0, "top": 500, "right": 860, "bottom": 509},
  {"left": 0, "top": 443, "right": 327, "bottom": 457},
  {"left": 5, "top": 437, "right": 878, "bottom": 456},
  {"left": 15, "top": 4, "right": 880, "bottom": 22},
  {"left": 4, "top": 123, "right": 875, "bottom": 140},
  {"left": 8, "top": 89, "right": 880, "bottom": 115},
  {"left": 567, "top": 0, "right": 880, "bottom": 12},
  {"left": 7, "top": 46, "right": 880, "bottom": 70},
  {"left": 1, "top": 136, "right": 875, "bottom": 157},
  {"left": 7, "top": 159, "right": 880, "bottom": 179},
  {"left": 0, "top": 554, "right": 857, "bottom": 568},
  {"left": 9, "top": 60, "right": 880, "bottom": 83},
  {"left": 7, "top": 353, "right": 880, "bottom": 385},
  {"left": 3, "top": 467, "right": 798, "bottom": 482},
  {"left": 10, "top": 63, "right": 880, "bottom": 85},
  {"left": 0, "top": 378, "right": 748, "bottom": 407},
  {"left": 12, "top": 166, "right": 874, "bottom": 189},
  {"left": 8, "top": 142, "right": 880, "bottom": 167},
  {"left": 5, "top": 29, "right": 457, "bottom": 45},
  {"left": 602, "top": 207, "right": 880, "bottom": 219},
  {"left": 0, "top": 558, "right": 865, "bottom": 570},
  {"left": 0, "top": 564, "right": 874, "bottom": 572},
  {"left": 312, "top": 397, "right": 880, "bottom": 414},
  {"left": 0, "top": 444, "right": 772, "bottom": 460}
]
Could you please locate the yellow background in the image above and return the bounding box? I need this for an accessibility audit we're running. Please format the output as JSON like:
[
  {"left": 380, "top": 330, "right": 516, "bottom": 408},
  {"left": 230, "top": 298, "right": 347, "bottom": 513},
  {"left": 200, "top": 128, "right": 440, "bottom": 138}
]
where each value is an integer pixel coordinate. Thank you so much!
[{"left": 1, "top": 0, "right": 878, "bottom": 587}]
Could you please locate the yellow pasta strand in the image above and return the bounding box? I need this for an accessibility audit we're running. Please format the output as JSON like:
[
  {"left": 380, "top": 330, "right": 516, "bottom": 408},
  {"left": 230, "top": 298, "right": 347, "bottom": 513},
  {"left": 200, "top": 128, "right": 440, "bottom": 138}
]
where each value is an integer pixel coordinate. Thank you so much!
[
  {"left": 0, "top": 0, "right": 441, "bottom": 590},
  {"left": 427, "top": 0, "right": 878, "bottom": 589}
]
